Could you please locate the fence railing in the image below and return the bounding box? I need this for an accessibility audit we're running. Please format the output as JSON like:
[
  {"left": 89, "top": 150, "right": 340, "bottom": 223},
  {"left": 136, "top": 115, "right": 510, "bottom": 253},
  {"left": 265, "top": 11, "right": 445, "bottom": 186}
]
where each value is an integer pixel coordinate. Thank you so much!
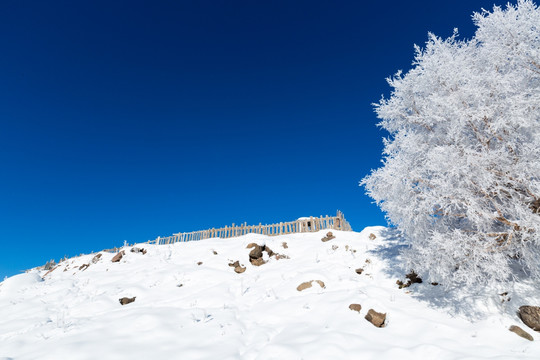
[{"left": 148, "top": 211, "right": 352, "bottom": 245}]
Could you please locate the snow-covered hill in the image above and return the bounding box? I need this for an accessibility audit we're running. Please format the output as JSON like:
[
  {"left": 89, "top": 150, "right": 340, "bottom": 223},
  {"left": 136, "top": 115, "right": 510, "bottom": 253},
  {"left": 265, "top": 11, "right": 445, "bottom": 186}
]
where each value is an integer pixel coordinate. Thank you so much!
[{"left": 1, "top": 228, "right": 539, "bottom": 359}]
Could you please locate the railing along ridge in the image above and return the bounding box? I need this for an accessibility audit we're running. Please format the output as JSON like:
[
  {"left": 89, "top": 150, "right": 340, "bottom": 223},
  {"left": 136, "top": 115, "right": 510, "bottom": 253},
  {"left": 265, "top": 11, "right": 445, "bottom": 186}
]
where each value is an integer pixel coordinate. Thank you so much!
[{"left": 148, "top": 211, "right": 352, "bottom": 245}]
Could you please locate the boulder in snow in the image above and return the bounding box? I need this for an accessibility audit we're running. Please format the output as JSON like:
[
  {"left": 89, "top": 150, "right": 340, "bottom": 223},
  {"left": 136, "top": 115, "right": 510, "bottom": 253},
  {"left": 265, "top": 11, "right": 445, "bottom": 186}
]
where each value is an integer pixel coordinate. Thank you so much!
[
  {"left": 518, "top": 305, "right": 540, "bottom": 331},
  {"left": 365, "top": 309, "right": 386, "bottom": 327},
  {"left": 349, "top": 304, "right": 362, "bottom": 313},
  {"left": 119, "top": 297, "right": 136, "bottom": 305},
  {"left": 111, "top": 250, "right": 125, "bottom": 263},
  {"left": 234, "top": 265, "right": 246, "bottom": 274},
  {"left": 130, "top": 247, "right": 147, "bottom": 255},
  {"left": 509, "top": 325, "right": 534, "bottom": 341},
  {"left": 369, "top": 233, "right": 377, "bottom": 240},
  {"left": 91, "top": 253, "right": 102, "bottom": 264}
]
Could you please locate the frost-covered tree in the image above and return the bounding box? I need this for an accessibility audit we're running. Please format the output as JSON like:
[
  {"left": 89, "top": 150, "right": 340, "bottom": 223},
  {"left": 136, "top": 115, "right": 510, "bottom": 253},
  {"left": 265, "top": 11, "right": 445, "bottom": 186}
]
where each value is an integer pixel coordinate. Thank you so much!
[{"left": 362, "top": 0, "right": 540, "bottom": 286}]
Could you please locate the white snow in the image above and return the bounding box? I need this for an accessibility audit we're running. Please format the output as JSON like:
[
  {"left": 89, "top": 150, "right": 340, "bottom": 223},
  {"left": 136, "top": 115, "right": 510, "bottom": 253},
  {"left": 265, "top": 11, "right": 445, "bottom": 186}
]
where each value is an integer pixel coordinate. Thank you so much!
[{"left": 1, "top": 227, "right": 539, "bottom": 359}]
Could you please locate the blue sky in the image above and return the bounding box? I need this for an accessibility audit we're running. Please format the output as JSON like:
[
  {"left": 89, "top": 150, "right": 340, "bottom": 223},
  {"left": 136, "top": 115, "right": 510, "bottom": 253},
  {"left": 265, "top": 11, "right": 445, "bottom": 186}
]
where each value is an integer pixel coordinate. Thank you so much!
[{"left": 0, "top": 0, "right": 504, "bottom": 279}]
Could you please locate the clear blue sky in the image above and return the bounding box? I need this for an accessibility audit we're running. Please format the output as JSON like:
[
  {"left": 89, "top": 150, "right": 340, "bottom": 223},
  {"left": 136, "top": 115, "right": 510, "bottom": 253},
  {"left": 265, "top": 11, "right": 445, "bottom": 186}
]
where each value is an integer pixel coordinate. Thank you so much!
[{"left": 0, "top": 0, "right": 503, "bottom": 279}]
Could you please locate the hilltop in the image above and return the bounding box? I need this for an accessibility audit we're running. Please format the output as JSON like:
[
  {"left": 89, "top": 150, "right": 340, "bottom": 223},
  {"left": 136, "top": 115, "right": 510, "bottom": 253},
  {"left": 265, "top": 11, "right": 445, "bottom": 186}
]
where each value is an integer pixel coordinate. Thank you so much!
[{"left": 1, "top": 227, "right": 539, "bottom": 359}]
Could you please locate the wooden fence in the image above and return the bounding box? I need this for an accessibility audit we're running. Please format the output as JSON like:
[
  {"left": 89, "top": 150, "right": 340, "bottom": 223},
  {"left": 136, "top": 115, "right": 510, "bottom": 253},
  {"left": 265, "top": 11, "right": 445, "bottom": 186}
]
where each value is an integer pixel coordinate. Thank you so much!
[{"left": 148, "top": 211, "right": 352, "bottom": 245}]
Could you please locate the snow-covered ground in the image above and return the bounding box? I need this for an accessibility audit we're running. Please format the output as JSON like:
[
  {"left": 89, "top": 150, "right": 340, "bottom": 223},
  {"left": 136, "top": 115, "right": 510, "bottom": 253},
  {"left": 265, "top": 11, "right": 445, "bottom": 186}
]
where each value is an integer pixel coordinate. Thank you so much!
[{"left": 1, "top": 227, "right": 539, "bottom": 359}]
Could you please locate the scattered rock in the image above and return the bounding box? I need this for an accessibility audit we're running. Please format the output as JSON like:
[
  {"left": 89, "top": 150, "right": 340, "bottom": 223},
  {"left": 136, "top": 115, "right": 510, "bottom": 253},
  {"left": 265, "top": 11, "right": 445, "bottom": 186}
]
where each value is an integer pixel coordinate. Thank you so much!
[
  {"left": 111, "top": 250, "right": 125, "bottom": 263},
  {"left": 234, "top": 265, "right": 246, "bottom": 274},
  {"left": 249, "top": 245, "right": 264, "bottom": 261},
  {"left": 130, "top": 247, "right": 147, "bottom": 255},
  {"left": 332, "top": 245, "right": 339, "bottom": 250},
  {"left": 518, "top": 306, "right": 540, "bottom": 331},
  {"left": 247, "top": 243, "right": 288, "bottom": 266},
  {"left": 349, "top": 304, "right": 362, "bottom": 312},
  {"left": 321, "top": 232, "right": 335, "bottom": 242},
  {"left": 197, "top": 262, "right": 203, "bottom": 266},
  {"left": 119, "top": 297, "right": 136, "bottom": 305},
  {"left": 297, "top": 280, "right": 325, "bottom": 291},
  {"left": 79, "top": 264, "right": 89, "bottom": 271},
  {"left": 177, "top": 283, "right": 183, "bottom": 287},
  {"left": 91, "top": 253, "right": 102, "bottom": 264},
  {"left": 369, "top": 233, "right": 377, "bottom": 240},
  {"left": 265, "top": 246, "right": 275, "bottom": 257},
  {"left": 509, "top": 325, "right": 534, "bottom": 341},
  {"left": 282, "top": 242, "right": 288, "bottom": 249},
  {"left": 250, "top": 258, "right": 266, "bottom": 266},
  {"left": 229, "top": 260, "right": 246, "bottom": 273},
  {"left": 213, "top": 250, "right": 218, "bottom": 255},
  {"left": 355, "top": 268, "right": 364, "bottom": 275},
  {"left": 365, "top": 309, "right": 386, "bottom": 327},
  {"left": 297, "top": 281, "right": 313, "bottom": 291},
  {"left": 431, "top": 282, "right": 439, "bottom": 286},
  {"left": 246, "top": 243, "right": 258, "bottom": 249}
]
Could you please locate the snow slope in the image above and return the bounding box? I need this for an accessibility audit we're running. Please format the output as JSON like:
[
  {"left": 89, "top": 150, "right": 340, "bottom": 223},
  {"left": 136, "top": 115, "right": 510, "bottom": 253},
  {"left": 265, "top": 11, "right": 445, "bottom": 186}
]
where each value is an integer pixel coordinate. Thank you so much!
[{"left": 1, "top": 228, "right": 539, "bottom": 359}]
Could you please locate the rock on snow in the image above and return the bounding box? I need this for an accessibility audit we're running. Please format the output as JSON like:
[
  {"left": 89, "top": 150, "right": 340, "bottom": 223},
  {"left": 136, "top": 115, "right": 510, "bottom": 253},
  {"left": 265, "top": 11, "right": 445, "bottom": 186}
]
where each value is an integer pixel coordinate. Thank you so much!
[{"left": 0, "top": 227, "right": 539, "bottom": 359}]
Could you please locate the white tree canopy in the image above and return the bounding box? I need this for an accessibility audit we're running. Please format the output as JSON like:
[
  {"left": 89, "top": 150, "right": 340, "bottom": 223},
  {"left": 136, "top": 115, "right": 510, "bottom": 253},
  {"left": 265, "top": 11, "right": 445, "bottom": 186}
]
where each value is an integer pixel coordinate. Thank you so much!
[{"left": 362, "top": 0, "right": 540, "bottom": 286}]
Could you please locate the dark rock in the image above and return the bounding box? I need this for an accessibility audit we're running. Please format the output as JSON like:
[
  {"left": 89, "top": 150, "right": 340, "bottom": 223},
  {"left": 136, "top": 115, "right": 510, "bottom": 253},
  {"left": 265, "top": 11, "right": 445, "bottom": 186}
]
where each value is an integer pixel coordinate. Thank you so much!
[
  {"left": 265, "top": 246, "right": 275, "bottom": 257},
  {"left": 249, "top": 245, "right": 264, "bottom": 260},
  {"left": 509, "top": 325, "right": 534, "bottom": 341},
  {"left": 79, "top": 264, "right": 89, "bottom": 271},
  {"left": 229, "top": 260, "right": 240, "bottom": 268},
  {"left": 197, "top": 262, "right": 203, "bottom": 266},
  {"left": 365, "top": 309, "right": 386, "bottom": 327},
  {"left": 213, "top": 250, "right": 218, "bottom": 255},
  {"left": 518, "top": 306, "right": 540, "bottom": 331},
  {"left": 369, "top": 233, "right": 377, "bottom": 240},
  {"left": 349, "top": 304, "right": 362, "bottom": 312},
  {"left": 282, "top": 242, "right": 288, "bottom": 249},
  {"left": 246, "top": 243, "right": 258, "bottom": 249},
  {"left": 398, "top": 271, "right": 423, "bottom": 289},
  {"left": 91, "top": 253, "right": 102, "bottom": 264},
  {"left": 355, "top": 268, "right": 364, "bottom": 275},
  {"left": 405, "top": 271, "right": 422, "bottom": 284},
  {"left": 111, "top": 250, "right": 125, "bottom": 263},
  {"left": 119, "top": 297, "right": 136, "bottom": 305},
  {"left": 130, "top": 247, "right": 147, "bottom": 255}
]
